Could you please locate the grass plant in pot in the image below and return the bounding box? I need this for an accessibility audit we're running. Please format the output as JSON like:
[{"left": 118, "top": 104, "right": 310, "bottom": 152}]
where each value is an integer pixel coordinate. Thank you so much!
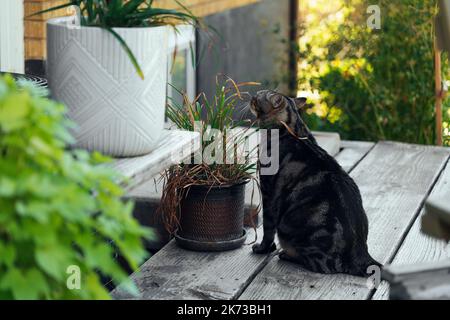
[
  {"left": 33, "top": 0, "right": 199, "bottom": 157},
  {"left": 159, "top": 77, "right": 260, "bottom": 252}
]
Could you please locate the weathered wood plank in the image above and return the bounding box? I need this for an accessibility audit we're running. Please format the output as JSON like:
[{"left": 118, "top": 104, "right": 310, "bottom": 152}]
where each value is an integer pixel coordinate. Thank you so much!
[
  {"left": 126, "top": 131, "right": 343, "bottom": 201},
  {"left": 381, "top": 260, "right": 450, "bottom": 300},
  {"left": 421, "top": 194, "right": 450, "bottom": 241},
  {"left": 113, "top": 130, "right": 200, "bottom": 193},
  {"left": 125, "top": 130, "right": 342, "bottom": 205},
  {"left": 335, "top": 141, "right": 374, "bottom": 172},
  {"left": 111, "top": 140, "right": 370, "bottom": 300},
  {"left": 312, "top": 131, "right": 341, "bottom": 157},
  {"left": 239, "top": 141, "right": 450, "bottom": 300},
  {"left": 372, "top": 160, "right": 450, "bottom": 300},
  {"left": 111, "top": 227, "right": 272, "bottom": 300}
]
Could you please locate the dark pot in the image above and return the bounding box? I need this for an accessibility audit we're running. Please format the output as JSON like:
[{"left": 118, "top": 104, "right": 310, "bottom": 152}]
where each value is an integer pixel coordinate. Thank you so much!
[{"left": 175, "top": 180, "right": 248, "bottom": 251}]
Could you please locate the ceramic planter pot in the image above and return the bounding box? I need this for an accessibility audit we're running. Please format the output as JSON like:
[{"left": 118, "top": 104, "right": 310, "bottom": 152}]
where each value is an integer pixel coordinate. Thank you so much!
[
  {"left": 175, "top": 180, "right": 249, "bottom": 252},
  {"left": 47, "top": 17, "right": 168, "bottom": 157}
]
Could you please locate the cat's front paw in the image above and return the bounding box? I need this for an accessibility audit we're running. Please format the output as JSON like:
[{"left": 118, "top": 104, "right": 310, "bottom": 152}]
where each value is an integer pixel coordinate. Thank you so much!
[{"left": 252, "top": 242, "right": 277, "bottom": 254}]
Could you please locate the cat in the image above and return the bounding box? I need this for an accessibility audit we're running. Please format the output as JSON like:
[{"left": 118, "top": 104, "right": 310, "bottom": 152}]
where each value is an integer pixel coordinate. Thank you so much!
[{"left": 250, "top": 90, "right": 381, "bottom": 277}]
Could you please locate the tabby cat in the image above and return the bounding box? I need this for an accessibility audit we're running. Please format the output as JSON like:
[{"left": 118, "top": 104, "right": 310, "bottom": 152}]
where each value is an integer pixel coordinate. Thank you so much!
[{"left": 250, "top": 90, "right": 381, "bottom": 276}]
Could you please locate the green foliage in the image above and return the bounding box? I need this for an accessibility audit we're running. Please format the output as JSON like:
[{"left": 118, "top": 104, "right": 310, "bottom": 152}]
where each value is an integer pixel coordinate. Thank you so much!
[
  {"left": 299, "top": 0, "right": 450, "bottom": 145},
  {"left": 0, "top": 75, "right": 151, "bottom": 299},
  {"left": 32, "top": 0, "right": 200, "bottom": 79}
]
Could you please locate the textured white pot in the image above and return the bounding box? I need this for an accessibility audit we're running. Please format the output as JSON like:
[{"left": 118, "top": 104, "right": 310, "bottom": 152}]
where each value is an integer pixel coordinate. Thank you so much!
[{"left": 47, "top": 17, "right": 168, "bottom": 157}]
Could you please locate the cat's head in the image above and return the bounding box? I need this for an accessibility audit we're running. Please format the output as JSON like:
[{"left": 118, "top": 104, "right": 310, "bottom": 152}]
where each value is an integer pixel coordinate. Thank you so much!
[{"left": 250, "top": 90, "right": 309, "bottom": 131}]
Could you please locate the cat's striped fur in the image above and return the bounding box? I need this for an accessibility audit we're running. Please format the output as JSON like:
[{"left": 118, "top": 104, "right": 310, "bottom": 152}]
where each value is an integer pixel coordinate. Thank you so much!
[{"left": 251, "top": 90, "right": 381, "bottom": 276}]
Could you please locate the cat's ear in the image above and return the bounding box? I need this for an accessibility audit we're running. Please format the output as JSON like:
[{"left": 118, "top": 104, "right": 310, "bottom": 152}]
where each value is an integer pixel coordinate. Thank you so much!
[{"left": 294, "top": 97, "right": 308, "bottom": 110}]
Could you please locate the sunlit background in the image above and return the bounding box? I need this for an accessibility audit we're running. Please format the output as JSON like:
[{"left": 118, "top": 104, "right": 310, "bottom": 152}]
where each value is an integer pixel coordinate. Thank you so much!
[{"left": 298, "top": 0, "right": 450, "bottom": 146}]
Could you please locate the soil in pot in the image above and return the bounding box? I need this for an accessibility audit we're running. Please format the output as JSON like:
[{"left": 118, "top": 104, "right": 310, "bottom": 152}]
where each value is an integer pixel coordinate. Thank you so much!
[{"left": 175, "top": 180, "right": 249, "bottom": 252}]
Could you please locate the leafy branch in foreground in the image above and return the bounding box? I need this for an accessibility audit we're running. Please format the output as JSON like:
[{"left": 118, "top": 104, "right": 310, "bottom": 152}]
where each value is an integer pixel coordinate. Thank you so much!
[
  {"left": 30, "top": 0, "right": 201, "bottom": 79},
  {"left": 0, "top": 75, "right": 152, "bottom": 299}
]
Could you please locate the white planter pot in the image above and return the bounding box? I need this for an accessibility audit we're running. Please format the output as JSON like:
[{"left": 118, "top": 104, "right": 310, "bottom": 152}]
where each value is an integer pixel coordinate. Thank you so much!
[{"left": 47, "top": 17, "right": 168, "bottom": 157}]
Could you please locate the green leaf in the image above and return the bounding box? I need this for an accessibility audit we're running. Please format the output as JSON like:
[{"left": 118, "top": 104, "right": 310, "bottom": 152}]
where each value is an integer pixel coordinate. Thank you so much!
[
  {"left": 0, "top": 269, "right": 49, "bottom": 300},
  {"left": 104, "top": 27, "right": 144, "bottom": 79},
  {"left": 0, "top": 177, "right": 16, "bottom": 197},
  {"left": 26, "top": 1, "right": 75, "bottom": 19},
  {"left": 0, "top": 75, "right": 150, "bottom": 299},
  {"left": 85, "top": 273, "right": 110, "bottom": 300},
  {"left": 0, "top": 243, "right": 16, "bottom": 267},
  {"left": 0, "top": 93, "right": 30, "bottom": 131},
  {"left": 35, "top": 244, "right": 72, "bottom": 281}
]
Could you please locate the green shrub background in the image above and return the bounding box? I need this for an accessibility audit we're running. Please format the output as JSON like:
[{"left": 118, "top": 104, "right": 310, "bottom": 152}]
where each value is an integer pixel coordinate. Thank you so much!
[
  {"left": 299, "top": 0, "right": 450, "bottom": 145},
  {"left": 0, "top": 76, "right": 151, "bottom": 299}
]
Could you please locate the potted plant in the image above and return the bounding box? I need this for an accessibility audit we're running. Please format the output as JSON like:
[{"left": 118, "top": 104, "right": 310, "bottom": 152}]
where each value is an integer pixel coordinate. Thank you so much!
[
  {"left": 0, "top": 75, "right": 151, "bottom": 299},
  {"left": 33, "top": 0, "right": 199, "bottom": 157},
  {"left": 159, "top": 77, "right": 259, "bottom": 251}
]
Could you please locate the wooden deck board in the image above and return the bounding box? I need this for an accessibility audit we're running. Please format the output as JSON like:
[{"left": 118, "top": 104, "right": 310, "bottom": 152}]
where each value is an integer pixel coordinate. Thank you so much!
[
  {"left": 335, "top": 141, "right": 374, "bottom": 172},
  {"left": 111, "top": 228, "right": 270, "bottom": 300},
  {"left": 113, "top": 130, "right": 200, "bottom": 193},
  {"left": 239, "top": 142, "right": 450, "bottom": 300},
  {"left": 126, "top": 132, "right": 344, "bottom": 199},
  {"left": 312, "top": 132, "right": 341, "bottom": 157},
  {"left": 372, "top": 159, "right": 450, "bottom": 300},
  {"left": 111, "top": 141, "right": 370, "bottom": 300}
]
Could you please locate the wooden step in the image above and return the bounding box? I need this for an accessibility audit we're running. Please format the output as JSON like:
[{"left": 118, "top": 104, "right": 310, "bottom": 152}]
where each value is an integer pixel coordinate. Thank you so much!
[
  {"left": 110, "top": 140, "right": 380, "bottom": 300},
  {"left": 382, "top": 260, "right": 450, "bottom": 300},
  {"left": 112, "top": 130, "right": 200, "bottom": 193},
  {"left": 125, "top": 130, "right": 341, "bottom": 201}
]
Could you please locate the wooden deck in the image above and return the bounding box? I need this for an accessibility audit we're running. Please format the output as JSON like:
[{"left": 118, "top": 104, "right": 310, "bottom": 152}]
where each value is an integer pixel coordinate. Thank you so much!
[
  {"left": 112, "top": 130, "right": 200, "bottom": 193},
  {"left": 112, "top": 140, "right": 450, "bottom": 300}
]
